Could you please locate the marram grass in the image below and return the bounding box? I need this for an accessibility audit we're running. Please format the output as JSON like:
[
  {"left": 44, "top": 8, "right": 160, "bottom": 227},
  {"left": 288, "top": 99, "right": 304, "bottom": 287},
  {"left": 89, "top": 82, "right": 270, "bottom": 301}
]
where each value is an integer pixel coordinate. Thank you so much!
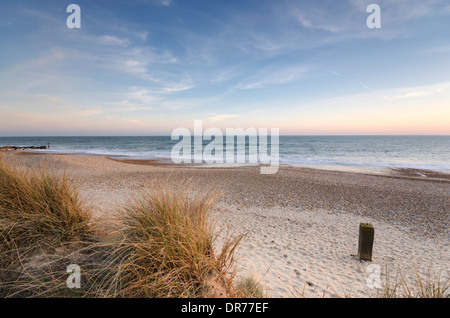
[
  {"left": 0, "top": 156, "right": 93, "bottom": 265},
  {"left": 103, "top": 184, "right": 242, "bottom": 298},
  {"left": 0, "top": 157, "right": 243, "bottom": 297},
  {"left": 0, "top": 156, "right": 96, "bottom": 296}
]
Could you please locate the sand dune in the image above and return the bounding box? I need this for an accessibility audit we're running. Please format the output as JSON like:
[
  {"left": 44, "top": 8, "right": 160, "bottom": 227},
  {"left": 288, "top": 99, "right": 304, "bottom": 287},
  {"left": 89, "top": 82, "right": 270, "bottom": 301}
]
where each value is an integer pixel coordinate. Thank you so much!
[{"left": 7, "top": 153, "right": 449, "bottom": 297}]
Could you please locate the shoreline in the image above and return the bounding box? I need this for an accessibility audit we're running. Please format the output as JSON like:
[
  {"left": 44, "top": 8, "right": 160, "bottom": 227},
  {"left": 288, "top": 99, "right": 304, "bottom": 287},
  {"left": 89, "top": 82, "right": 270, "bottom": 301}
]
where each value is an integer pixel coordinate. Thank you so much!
[
  {"left": 4, "top": 152, "right": 449, "bottom": 297},
  {"left": 9, "top": 150, "right": 450, "bottom": 183},
  {"left": 7, "top": 152, "right": 449, "bottom": 239}
]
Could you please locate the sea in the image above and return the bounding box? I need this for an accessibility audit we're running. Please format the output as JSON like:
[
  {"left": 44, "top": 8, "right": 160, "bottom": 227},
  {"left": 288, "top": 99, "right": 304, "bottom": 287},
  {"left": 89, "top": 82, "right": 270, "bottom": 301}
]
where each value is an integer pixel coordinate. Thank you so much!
[{"left": 1, "top": 136, "right": 449, "bottom": 172}]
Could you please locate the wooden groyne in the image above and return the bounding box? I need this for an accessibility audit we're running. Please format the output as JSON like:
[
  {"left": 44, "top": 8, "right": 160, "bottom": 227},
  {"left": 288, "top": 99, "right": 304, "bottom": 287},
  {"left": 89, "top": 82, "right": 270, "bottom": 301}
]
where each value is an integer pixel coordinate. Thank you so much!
[{"left": 0, "top": 145, "right": 48, "bottom": 151}]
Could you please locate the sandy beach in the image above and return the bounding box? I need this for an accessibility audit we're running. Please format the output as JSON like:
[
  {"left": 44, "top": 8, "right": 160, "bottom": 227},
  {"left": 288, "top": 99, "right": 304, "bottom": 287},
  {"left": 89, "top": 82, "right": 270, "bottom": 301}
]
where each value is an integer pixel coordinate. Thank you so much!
[{"left": 7, "top": 152, "right": 450, "bottom": 298}]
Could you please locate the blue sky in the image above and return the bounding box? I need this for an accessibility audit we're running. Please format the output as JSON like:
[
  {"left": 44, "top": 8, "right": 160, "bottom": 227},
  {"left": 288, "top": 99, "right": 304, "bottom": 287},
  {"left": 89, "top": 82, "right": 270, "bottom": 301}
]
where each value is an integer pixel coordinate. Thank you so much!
[{"left": 0, "top": 0, "right": 449, "bottom": 135}]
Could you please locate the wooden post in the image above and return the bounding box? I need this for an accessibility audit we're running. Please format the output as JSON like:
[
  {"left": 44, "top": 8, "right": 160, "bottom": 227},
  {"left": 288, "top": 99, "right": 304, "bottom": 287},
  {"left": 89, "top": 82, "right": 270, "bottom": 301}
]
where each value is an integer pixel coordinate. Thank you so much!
[{"left": 358, "top": 223, "right": 374, "bottom": 261}]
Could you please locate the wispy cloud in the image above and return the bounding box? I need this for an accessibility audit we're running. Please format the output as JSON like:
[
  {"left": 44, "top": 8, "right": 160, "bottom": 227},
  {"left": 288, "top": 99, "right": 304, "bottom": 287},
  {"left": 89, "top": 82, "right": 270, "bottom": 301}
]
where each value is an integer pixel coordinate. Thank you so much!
[
  {"left": 106, "top": 100, "right": 153, "bottom": 112},
  {"left": 289, "top": 81, "right": 450, "bottom": 113},
  {"left": 159, "top": 0, "right": 174, "bottom": 7},
  {"left": 393, "top": 91, "right": 428, "bottom": 99},
  {"left": 160, "top": 77, "right": 194, "bottom": 93},
  {"left": 126, "top": 87, "right": 160, "bottom": 105},
  {"left": 207, "top": 114, "right": 240, "bottom": 123},
  {"left": 98, "top": 35, "right": 132, "bottom": 47},
  {"left": 349, "top": 0, "right": 450, "bottom": 22},
  {"left": 78, "top": 109, "right": 102, "bottom": 117},
  {"left": 418, "top": 44, "right": 450, "bottom": 54},
  {"left": 33, "top": 94, "right": 64, "bottom": 104},
  {"left": 293, "top": 10, "right": 345, "bottom": 33},
  {"left": 390, "top": 82, "right": 450, "bottom": 99},
  {"left": 236, "top": 65, "right": 308, "bottom": 90}
]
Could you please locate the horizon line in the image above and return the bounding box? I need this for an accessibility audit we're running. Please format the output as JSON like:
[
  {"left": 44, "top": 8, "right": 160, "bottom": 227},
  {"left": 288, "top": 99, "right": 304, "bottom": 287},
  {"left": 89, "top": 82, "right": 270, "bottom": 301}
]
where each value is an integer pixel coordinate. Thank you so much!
[{"left": 1, "top": 134, "right": 450, "bottom": 138}]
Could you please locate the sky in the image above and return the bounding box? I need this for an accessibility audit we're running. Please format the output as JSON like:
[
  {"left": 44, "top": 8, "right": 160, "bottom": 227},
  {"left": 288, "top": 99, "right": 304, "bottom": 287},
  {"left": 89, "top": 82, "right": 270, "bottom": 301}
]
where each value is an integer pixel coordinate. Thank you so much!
[{"left": 0, "top": 0, "right": 449, "bottom": 136}]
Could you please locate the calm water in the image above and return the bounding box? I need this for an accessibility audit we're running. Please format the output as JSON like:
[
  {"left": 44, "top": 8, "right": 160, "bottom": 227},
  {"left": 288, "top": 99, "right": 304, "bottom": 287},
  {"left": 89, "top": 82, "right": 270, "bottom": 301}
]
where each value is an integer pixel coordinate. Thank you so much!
[{"left": 1, "top": 136, "right": 449, "bottom": 171}]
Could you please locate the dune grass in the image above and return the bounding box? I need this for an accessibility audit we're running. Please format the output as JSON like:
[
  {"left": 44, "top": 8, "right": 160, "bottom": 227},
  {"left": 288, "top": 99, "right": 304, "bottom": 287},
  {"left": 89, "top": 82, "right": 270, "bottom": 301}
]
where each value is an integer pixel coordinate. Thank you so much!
[
  {"left": 235, "top": 276, "right": 266, "bottom": 298},
  {"left": 102, "top": 184, "right": 242, "bottom": 298},
  {"left": 377, "top": 266, "right": 449, "bottom": 298},
  {"left": 0, "top": 157, "right": 243, "bottom": 298},
  {"left": 0, "top": 156, "right": 95, "bottom": 296},
  {"left": 0, "top": 157, "right": 93, "bottom": 247}
]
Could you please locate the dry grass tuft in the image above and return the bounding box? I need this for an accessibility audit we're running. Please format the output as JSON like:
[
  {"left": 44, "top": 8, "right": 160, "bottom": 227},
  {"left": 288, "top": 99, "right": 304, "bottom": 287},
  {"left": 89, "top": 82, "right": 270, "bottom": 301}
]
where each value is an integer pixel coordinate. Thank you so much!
[
  {"left": 0, "top": 157, "right": 93, "bottom": 249},
  {"left": 102, "top": 184, "right": 242, "bottom": 298},
  {"left": 0, "top": 156, "right": 94, "bottom": 295},
  {"left": 0, "top": 157, "right": 243, "bottom": 298},
  {"left": 235, "top": 276, "right": 266, "bottom": 298},
  {"left": 377, "top": 265, "right": 449, "bottom": 298}
]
